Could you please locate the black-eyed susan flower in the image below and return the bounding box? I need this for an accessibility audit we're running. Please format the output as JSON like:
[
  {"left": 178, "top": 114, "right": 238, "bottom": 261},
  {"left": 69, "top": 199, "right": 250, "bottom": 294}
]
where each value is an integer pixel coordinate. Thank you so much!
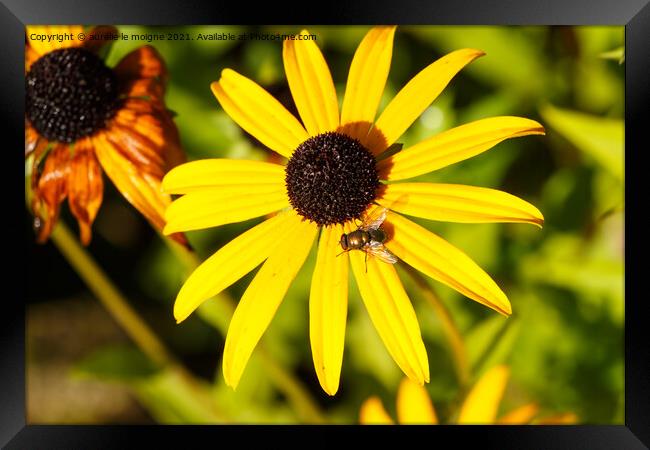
[
  {"left": 163, "top": 26, "right": 545, "bottom": 395},
  {"left": 25, "top": 25, "right": 186, "bottom": 245},
  {"left": 360, "top": 366, "right": 578, "bottom": 424}
]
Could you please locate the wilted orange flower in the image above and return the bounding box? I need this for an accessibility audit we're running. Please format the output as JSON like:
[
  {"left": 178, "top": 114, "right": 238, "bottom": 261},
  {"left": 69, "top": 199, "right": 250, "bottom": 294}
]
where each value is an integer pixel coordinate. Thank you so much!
[{"left": 25, "top": 25, "right": 186, "bottom": 245}]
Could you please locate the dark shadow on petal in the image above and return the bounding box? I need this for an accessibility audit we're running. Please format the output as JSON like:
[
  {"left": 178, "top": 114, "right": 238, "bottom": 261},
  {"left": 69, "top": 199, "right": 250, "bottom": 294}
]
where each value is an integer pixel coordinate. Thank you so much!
[{"left": 380, "top": 216, "right": 396, "bottom": 243}]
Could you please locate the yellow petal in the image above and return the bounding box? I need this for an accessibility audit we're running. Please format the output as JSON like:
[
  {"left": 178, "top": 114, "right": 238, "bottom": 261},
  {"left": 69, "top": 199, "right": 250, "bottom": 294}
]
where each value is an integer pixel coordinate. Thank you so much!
[
  {"left": 534, "top": 412, "right": 579, "bottom": 424},
  {"left": 349, "top": 225, "right": 429, "bottom": 384},
  {"left": 457, "top": 365, "right": 510, "bottom": 424},
  {"left": 378, "top": 116, "right": 545, "bottom": 180},
  {"left": 26, "top": 44, "right": 40, "bottom": 72},
  {"left": 162, "top": 159, "right": 286, "bottom": 195},
  {"left": 26, "top": 25, "right": 85, "bottom": 56},
  {"left": 359, "top": 397, "right": 394, "bottom": 424},
  {"left": 385, "top": 211, "right": 511, "bottom": 315},
  {"left": 378, "top": 183, "right": 543, "bottom": 227},
  {"left": 340, "top": 26, "right": 396, "bottom": 141},
  {"left": 283, "top": 30, "right": 339, "bottom": 135},
  {"left": 173, "top": 211, "right": 299, "bottom": 323},
  {"left": 223, "top": 217, "right": 318, "bottom": 389},
  {"left": 211, "top": 69, "right": 309, "bottom": 158},
  {"left": 309, "top": 224, "right": 348, "bottom": 395},
  {"left": 396, "top": 378, "right": 438, "bottom": 424},
  {"left": 366, "top": 48, "right": 485, "bottom": 154},
  {"left": 497, "top": 403, "right": 539, "bottom": 424},
  {"left": 163, "top": 187, "right": 289, "bottom": 234}
]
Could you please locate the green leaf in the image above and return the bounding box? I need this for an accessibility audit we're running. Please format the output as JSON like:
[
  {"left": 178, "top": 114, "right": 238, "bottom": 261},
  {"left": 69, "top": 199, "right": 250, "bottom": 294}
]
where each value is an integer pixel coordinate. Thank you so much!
[
  {"left": 347, "top": 294, "right": 402, "bottom": 388},
  {"left": 575, "top": 27, "right": 624, "bottom": 58},
  {"left": 73, "top": 346, "right": 226, "bottom": 423},
  {"left": 466, "top": 314, "right": 519, "bottom": 374},
  {"left": 196, "top": 296, "right": 234, "bottom": 335},
  {"left": 599, "top": 47, "right": 625, "bottom": 64},
  {"left": 376, "top": 142, "right": 404, "bottom": 162},
  {"left": 518, "top": 229, "right": 624, "bottom": 324},
  {"left": 243, "top": 41, "right": 283, "bottom": 86},
  {"left": 405, "top": 26, "right": 547, "bottom": 94},
  {"left": 72, "top": 345, "right": 161, "bottom": 381},
  {"left": 133, "top": 369, "right": 225, "bottom": 423},
  {"left": 95, "top": 38, "right": 115, "bottom": 62},
  {"left": 540, "top": 104, "right": 623, "bottom": 180}
]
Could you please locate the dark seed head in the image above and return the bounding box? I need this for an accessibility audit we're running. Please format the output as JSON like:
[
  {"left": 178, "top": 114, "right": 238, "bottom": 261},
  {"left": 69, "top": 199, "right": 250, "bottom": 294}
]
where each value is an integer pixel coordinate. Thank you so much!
[
  {"left": 285, "top": 132, "right": 379, "bottom": 226},
  {"left": 25, "top": 47, "right": 121, "bottom": 143}
]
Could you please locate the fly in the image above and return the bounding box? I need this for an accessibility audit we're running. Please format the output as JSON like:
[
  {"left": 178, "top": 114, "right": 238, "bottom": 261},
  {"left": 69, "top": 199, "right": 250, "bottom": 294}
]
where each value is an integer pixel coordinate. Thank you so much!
[{"left": 339, "top": 206, "right": 398, "bottom": 271}]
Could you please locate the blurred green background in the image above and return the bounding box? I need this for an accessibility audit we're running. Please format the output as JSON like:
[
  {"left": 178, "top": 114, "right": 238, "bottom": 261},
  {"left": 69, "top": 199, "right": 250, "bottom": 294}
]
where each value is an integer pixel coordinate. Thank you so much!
[{"left": 26, "top": 25, "right": 624, "bottom": 424}]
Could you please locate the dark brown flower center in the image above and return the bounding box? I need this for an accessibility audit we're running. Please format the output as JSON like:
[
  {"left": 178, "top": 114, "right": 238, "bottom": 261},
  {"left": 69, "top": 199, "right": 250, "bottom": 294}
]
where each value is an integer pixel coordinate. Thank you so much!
[
  {"left": 25, "top": 47, "right": 121, "bottom": 143},
  {"left": 285, "top": 132, "right": 379, "bottom": 226}
]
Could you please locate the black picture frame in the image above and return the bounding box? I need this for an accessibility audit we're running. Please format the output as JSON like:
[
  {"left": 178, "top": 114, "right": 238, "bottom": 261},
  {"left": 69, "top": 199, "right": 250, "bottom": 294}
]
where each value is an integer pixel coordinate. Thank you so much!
[{"left": 2, "top": 0, "right": 648, "bottom": 448}]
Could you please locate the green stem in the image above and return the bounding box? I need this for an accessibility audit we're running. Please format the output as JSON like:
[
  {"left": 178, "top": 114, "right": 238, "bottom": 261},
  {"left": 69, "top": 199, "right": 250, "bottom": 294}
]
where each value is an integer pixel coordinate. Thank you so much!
[
  {"left": 163, "top": 235, "right": 327, "bottom": 424},
  {"left": 52, "top": 223, "right": 173, "bottom": 367},
  {"left": 257, "top": 351, "right": 326, "bottom": 424},
  {"left": 402, "top": 264, "right": 470, "bottom": 388},
  {"left": 471, "top": 313, "right": 515, "bottom": 376},
  {"left": 51, "top": 222, "right": 226, "bottom": 420}
]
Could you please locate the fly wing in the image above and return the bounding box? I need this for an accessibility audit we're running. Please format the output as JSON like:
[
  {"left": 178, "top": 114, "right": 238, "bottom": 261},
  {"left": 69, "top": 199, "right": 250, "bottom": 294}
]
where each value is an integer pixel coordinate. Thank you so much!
[
  {"left": 361, "top": 206, "right": 388, "bottom": 231},
  {"left": 366, "top": 241, "right": 398, "bottom": 264}
]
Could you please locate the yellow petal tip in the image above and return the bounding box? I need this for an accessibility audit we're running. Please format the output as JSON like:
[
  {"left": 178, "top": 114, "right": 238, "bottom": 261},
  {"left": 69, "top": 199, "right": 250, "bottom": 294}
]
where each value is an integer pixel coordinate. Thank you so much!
[
  {"left": 374, "top": 25, "right": 397, "bottom": 33},
  {"left": 220, "top": 68, "right": 236, "bottom": 78},
  {"left": 492, "top": 290, "right": 512, "bottom": 316},
  {"left": 323, "top": 385, "right": 339, "bottom": 396},
  {"left": 161, "top": 176, "right": 170, "bottom": 193},
  {"left": 223, "top": 372, "right": 240, "bottom": 391},
  {"left": 455, "top": 48, "right": 486, "bottom": 59},
  {"left": 471, "top": 49, "right": 486, "bottom": 58},
  {"left": 406, "top": 368, "right": 428, "bottom": 386},
  {"left": 162, "top": 224, "right": 175, "bottom": 236},
  {"left": 222, "top": 358, "right": 243, "bottom": 392},
  {"left": 317, "top": 375, "right": 340, "bottom": 396},
  {"left": 523, "top": 119, "right": 546, "bottom": 135},
  {"left": 316, "top": 367, "right": 341, "bottom": 396},
  {"left": 173, "top": 307, "right": 189, "bottom": 324},
  {"left": 528, "top": 207, "right": 545, "bottom": 228},
  {"left": 491, "top": 295, "right": 512, "bottom": 317}
]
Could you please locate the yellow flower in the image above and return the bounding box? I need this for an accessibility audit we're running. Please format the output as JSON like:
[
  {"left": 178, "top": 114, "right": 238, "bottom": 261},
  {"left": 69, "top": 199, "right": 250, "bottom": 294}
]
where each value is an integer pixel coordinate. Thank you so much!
[
  {"left": 25, "top": 25, "right": 187, "bottom": 246},
  {"left": 360, "top": 365, "right": 578, "bottom": 424},
  {"left": 163, "top": 26, "right": 545, "bottom": 395}
]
